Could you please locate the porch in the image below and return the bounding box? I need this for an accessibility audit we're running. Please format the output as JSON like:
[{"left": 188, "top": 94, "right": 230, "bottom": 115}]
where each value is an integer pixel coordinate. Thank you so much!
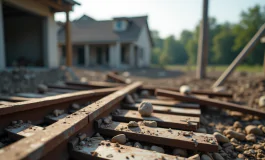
[{"left": 59, "top": 42, "right": 144, "bottom": 68}]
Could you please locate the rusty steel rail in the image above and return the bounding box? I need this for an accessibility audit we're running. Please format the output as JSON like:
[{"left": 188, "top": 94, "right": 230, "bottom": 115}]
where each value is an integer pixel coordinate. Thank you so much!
[
  {"left": 0, "top": 87, "right": 119, "bottom": 116},
  {"left": 142, "top": 85, "right": 232, "bottom": 98},
  {"left": 0, "top": 82, "right": 142, "bottom": 160},
  {"left": 65, "top": 81, "right": 124, "bottom": 89},
  {"left": 96, "top": 121, "right": 218, "bottom": 152},
  {"left": 156, "top": 89, "right": 265, "bottom": 118}
]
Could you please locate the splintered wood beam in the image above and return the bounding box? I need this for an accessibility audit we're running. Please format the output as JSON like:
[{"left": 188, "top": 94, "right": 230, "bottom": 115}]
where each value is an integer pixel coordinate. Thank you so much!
[
  {"left": 65, "top": 11, "right": 73, "bottom": 66},
  {"left": 156, "top": 89, "right": 265, "bottom": 118}
]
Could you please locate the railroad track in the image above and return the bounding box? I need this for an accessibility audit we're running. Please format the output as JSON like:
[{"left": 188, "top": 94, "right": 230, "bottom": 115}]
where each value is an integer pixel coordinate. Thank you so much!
[{"left": 0, "top": 73, "right": 263, "bottom": 160}]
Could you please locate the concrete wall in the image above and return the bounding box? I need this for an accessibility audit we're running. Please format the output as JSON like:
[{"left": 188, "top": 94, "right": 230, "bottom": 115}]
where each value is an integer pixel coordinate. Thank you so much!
[{"left": 135, "top": 25, "right": 152, "bottom": 67}]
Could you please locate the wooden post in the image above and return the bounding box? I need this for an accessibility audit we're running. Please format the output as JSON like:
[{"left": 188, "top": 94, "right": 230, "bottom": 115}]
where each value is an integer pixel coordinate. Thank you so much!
[
  {"left": 213, "top": 23, "right": 265, "bottom": 88},
  {"left": 196, "top": 0, "right": 209, "bottom": 79},
  {"left": 65, "top": 11, "right": 72, "bottom": 66}
]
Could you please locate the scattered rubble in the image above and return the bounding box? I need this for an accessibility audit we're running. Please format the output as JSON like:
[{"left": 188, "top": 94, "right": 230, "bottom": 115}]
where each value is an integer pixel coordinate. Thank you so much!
[
  {"left": 111, "top": 134, "right": 126, "bottom": 144},
  {"left": 127, "top": 121, "right": 138, "bottom": 127},
  {"left": 150, "top": 145, "right": 164, "bottom": 153},
  {"left": 142, "top": 121, "right": 157, "bottom": 127}
]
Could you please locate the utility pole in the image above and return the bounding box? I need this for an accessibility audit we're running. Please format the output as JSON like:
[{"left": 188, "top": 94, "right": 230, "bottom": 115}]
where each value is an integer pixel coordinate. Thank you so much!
[{"left": 196, "top": 0, "right": 209, "bottom": 79}]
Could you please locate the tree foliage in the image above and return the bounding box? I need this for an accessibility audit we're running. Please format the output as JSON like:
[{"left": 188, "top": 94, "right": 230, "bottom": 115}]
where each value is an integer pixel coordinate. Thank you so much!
[{"left": 151, "top": 4, "right": 265, "bottom": 66}]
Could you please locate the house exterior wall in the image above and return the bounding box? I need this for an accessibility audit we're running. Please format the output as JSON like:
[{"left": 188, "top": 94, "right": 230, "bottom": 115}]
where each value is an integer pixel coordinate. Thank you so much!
[
  {"left": 0, "top": 0, "right": 59, "bottom": 68},
  {"left": 135, "top": 25, "right": 152, "bottom": 67},
  {"left": 0, "top": 0, "right": 5, "bottom": 70}
]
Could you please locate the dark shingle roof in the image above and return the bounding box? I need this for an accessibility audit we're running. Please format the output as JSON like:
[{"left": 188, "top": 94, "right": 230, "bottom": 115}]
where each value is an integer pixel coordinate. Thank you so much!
[{"left": 58, "top": 15, "right": 150, "bottom": 44}]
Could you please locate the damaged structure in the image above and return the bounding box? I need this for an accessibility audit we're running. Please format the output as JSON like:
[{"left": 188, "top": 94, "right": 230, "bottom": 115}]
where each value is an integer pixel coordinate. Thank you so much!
[
  {"left": 58, "top": 15, "right": 153, "bottom": 68},
  {"left": 0, "top": 0, "right": 80, "bottom": 69}
]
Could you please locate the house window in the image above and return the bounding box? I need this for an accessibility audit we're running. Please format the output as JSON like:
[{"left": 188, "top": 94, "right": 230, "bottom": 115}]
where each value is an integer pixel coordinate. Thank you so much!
[{"left": 116, "top": 21, "right": 122, "bottom": 30}]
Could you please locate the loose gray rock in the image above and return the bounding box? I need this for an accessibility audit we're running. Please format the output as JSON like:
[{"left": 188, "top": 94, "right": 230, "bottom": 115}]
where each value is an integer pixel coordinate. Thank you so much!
[
  {"left": 233, "top": 121, "right": 243, "bottom": 128},
  {"left": 111, "top": 134, "right": 126, "bottom": 144},
  {"left": 143, "top": 121, "right": 157, "bottom": 127},
  {"left": 37, "top": 84, "right": 48, "bottom": 94},
  {"left": 245, "top": 134, "right": 256, "bottom": 143},
  {"left": 180, "top": 85, "right": 191, "bottom": 94},
  {"left": 125, "top": 95, "right": 135, "bottom": 104},
  {"left": 132, "top": 93, "right": 139, "bottom": 100},
  {"left": 201, "top": 154, "right": 212, "bottom": 160},
  {"left": 200, "top": 115, "right": 209, "bottom": 126},
  {"left": 53, "top": 109, "right": 64, "bottom": 117},
  {"left": 223, "top": 130, "right": 245, "bottom": 141},
  {"left": 128, "top": 121, "right": 138, "bottom": 127},
  {"left": 140, "top": 90, "right": 150, "bottom": 98},
  {"left": 143, "top": 146, "right": 150, "bottom": 150},
  {"left": 197, "top": 127, "right": 207, "bottom": 133},
  {"left": 134, "top": 142, "right": 143, "bottom": 149},
  {"left": 213, "top": 153, "right": 225, "bottom": 160},
  {"left": 245, "top": 125, "right": 263, "bottom": 135},
  {"left": 259, "top": 96, "right": 265, "bottom": 107},
  {"left": 150, "top": 145, "right": 164, "bottom": 153},
  {"left": 71, "top": 103, "right": 80, "bottom": 110},
  {"left": 138, "top": 102, "right": 153, "bottom": 117},
  {"left": 103, "top": 116, "right": 112, "bottom": 124},
  {"left": 214, "top": 132, "right": 229, "bottom": 143},
  {"left": 235, "top": 145, "right": 244, "bottom": 152},
  {"left": 188, "top": 154, "right": 200, "bottom": 160},
  {"left": 173, "top": 148, "right": 188, "bottom": 157}
]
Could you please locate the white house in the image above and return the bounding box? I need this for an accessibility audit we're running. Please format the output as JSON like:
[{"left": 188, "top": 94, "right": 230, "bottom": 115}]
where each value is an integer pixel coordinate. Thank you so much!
[
  {"left": 0, "top": 0, "right": 79, "bottom": 69},
  {"left": 58, "top": 15, "right": 153, "bottom": 68}
]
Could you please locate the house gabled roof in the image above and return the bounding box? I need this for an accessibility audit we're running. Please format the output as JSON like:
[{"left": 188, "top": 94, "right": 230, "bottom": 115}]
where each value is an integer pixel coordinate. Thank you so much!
[{"left": 58, "top": 15, "right": 153, "bottom": 46}]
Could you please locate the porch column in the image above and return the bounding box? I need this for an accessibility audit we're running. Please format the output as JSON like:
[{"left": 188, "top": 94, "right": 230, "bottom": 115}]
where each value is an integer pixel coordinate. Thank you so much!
[
  {"left": 65, "top": 11, "right": 73, "bottom": 66},
  {"left": 84, "top": 45, "right": 90, "bottom": 66},
  {"left": 129, "top": 44, "right": 135, "bottom": 67},
  {"left": 46, "top": 15, "right": 59, "bottom": 68},
  {"left": 0, "top": 0, "right": 5, "bottom": 69},
  {"left": 115, "top": 42, "right": 121, "bottom": 68}
]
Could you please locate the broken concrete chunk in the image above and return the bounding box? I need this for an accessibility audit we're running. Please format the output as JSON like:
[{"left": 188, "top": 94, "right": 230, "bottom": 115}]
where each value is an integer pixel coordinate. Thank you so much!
[
  {"left": 150, "top": 145, "right": 164, "bottom": 153},
  {"left": 140, "top": 90, "right": 150, "bottom": 98},
  {"left": 143, "top": 121, "right": 157, "bottom": 127},
  {"left": 53, "top": 109, "right": 64, "bottom": 117},
  {"left": 37, "top": 84, "right": 48, "bottom": 94},
  {"left": 180, "top": 85, "right": 191, "bottom": 94},
  {"left": 125, "top": 95, "right": 135, "bottom": 104},
  {"left": 111, "top": 134, "right": 126, "bottom": 144},
  {"left": 128, "top": 121, "right": 138, "bottom": 127},
  {"left": 138, "top": 102, "right": 153, "bottom": 117}
]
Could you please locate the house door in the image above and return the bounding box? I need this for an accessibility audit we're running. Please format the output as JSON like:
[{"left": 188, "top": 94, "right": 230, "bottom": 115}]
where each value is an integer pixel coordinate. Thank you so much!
[{"left": 77, "top": 47, "right": 85, "bottom": 65}]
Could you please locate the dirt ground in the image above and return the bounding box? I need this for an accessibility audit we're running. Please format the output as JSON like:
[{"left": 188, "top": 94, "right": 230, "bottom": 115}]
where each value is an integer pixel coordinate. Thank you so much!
[{"left": 72, "top": 67, "right": 265, "bottom": 160}]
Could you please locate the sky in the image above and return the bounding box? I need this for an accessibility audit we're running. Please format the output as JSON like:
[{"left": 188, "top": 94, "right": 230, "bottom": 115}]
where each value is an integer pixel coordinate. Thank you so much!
[{"left": 55, "top": 0, "right": 265, "bottom": 38}]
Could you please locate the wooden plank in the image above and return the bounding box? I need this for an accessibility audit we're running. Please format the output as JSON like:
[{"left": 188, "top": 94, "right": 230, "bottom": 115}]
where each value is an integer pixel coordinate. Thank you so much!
[
  {"left": 106, "top": 72, "right": 127, "bottom": 84},
  {"left": 121, "top": 103, "right": 201, "bottom": 117},
  {"left": 6, "top": 124, "right": 44, "bottom": 140},
  {"left": 156, "top": 89, "right": 265, "bottom": 118},
  {"left": 66, "top": 81, "right": 124, "bottom": 89},
  {"left": 96, "top": 121, "right": 218, "bottom": 152},
  {"left": 0, "top": 87, "right": 119, "bottom": 116},
  {"left": 112, "top": 109, "right": 199, "bottom": 131},
  {"left": 136, "top": 98, "right": 200, "bottom": 109},
  {"left": 47, "top": 84, "right": 88, "bottom": 90},
  {"left": 0, "top": 82, "right": 142, "bottom": 160},
  {"left": 142, "top": 86, "right": 233, "bottom": 98},
  {"left": 71, "top": 140, "right": 185, "bottom": 160}
]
